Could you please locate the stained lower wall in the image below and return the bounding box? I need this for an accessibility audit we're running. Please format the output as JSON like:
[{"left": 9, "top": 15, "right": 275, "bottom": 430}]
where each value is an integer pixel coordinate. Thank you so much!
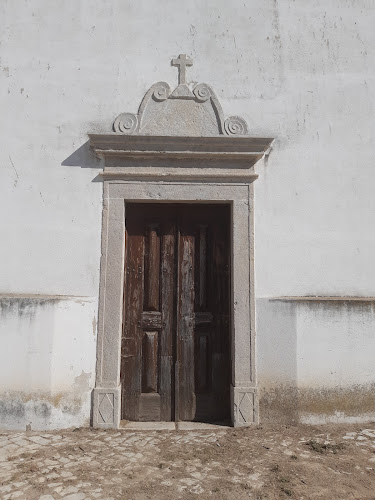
[
  {"left": 257, "top": 297, "right": 375, "bottom": 424},
  {"left": 0, "top": 295, "right": 97, "bottom": 430},
  {"left": 2, "top": 294, "right": 374, "bottom": 430}
]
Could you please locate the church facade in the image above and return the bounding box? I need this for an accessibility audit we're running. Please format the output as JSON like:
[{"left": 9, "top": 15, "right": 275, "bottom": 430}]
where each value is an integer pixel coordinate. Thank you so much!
[{"left": 1, "top": 1, "right": 374, "bottom": 430}]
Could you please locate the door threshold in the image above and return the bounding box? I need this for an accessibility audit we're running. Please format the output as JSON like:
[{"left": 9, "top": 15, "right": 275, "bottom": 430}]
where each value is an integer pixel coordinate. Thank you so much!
[
  {"left": 120, "top": 420, "right": 231, "bottom": 431},
  {"left": 177, "top": 421, "right": 231, "bottom": 430}
]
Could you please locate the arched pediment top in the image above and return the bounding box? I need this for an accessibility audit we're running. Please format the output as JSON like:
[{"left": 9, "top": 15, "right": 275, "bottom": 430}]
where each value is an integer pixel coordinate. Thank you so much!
[{"left": 113, "top": 54, "right": 249, "bottom": 137}]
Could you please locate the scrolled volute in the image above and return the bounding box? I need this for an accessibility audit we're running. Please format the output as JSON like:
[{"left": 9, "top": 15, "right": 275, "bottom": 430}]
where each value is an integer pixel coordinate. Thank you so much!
[
  {"left": 113, "top": 113, "right": 138, "bottom": 134},
  {"left": 224, "top": 116, "right": 248, "bottom": 136},
  {"left": 193, "top": 83, "right": 211, "bottom": 102},
  {"left": 152, "top": 82, "right": 171, "bottom": 102}
]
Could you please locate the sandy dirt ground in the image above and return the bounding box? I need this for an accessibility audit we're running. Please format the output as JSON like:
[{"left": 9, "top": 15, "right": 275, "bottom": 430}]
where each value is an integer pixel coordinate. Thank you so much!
[{"left": 0, "top": 423, "right": 375, "bottom": 499}]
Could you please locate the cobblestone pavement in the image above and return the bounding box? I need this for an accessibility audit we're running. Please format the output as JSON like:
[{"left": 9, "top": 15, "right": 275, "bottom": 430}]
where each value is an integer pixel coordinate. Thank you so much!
[{"left": 1, "top": 423, "right": 375, "bottom": 499}]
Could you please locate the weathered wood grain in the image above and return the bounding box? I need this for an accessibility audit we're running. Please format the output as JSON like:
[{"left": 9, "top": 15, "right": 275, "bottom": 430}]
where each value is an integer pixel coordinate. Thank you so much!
[
  {"left": 142, "top": 332, "right": 158, "bottom": 393},
  {"left": 141, "top": 311, "right": 162, "bottom": 330},
  {"left": 144, "top": 225, "right": 160, "bottom": 311}
]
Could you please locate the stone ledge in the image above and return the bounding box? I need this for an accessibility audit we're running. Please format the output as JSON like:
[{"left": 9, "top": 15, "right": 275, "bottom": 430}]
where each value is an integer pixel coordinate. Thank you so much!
[
  {"left": 99, "top": 169, "right": 258, "bottom": 182},
  {"left": 270, "top": 296, "right": 375, "bottom": 303}
]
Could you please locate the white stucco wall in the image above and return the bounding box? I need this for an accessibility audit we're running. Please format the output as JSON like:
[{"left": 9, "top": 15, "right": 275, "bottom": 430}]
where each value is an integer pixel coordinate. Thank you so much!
[
  {"left": 297, "top": 302, "right": 375, "bottom": 390},
  {"left": 1, "top": 0, "right": 374, "bottom": 428}
]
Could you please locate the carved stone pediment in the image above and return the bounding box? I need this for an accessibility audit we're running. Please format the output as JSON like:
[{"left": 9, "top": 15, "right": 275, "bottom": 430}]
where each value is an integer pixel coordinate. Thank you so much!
[
  {"left": 113, "top": 54, "right": 248, "bottom": 137},
  {"left": 89, "top": 54, "right": 274, "bottom": 182}
]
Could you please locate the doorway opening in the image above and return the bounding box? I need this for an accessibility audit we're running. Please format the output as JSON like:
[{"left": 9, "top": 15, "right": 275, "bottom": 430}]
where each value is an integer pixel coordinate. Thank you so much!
[{"left": 120, "top": 203, "right": 231, "bottom": 423}]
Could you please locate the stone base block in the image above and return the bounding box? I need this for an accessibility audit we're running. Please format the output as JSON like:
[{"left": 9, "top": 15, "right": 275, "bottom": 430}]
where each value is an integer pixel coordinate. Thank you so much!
[
  {"left": 231, "top": 385, "right": 258, "bottom": 427},
  {"left": 92, "top": 386, "right": 121, "bottom": 429}
]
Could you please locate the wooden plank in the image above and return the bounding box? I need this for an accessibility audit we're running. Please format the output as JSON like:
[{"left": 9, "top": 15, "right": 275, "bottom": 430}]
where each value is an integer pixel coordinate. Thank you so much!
[
  {"left": 121, "top": 229, "right": 144, "bottom": 421},
  {"left": 178, "top": 231, "right": 196, "bottom": 421},
  {"left": 198, "top": 225, "right": 207, "bottom": 308},
  {"left": 144, "top": 225, "right": 160, "bottom": 311},
  {"left": 195, "top": 334, "right": 209, "bottom": 392},
  {"left": 142, "top": 332, "right": 158, "bottom": 393},
  {"left": 160, "top": 223, "right": 176, "bottom": 421},
  {"left": 174, "top": 224, "right": 181, "bottom": 423},
  {"left": 160, "top": 354, "right": 173, "bottom": 420},
  {"left": 208, "top": 216, "right": 231, "bottom": 421}
]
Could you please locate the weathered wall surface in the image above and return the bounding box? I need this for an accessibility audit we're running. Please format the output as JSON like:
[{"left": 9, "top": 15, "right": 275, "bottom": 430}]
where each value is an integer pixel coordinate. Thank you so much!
[
  {"left": 0, "top": 296, "right": 97, "bottom": 430},
  {"left": 1, "top": 0, "right": 374, "bottom": 427},
  {"left": 296, "top": 299, "right": 375, "bottom": 423},
  {"left": 257, "top": 298, "right": 375, "bottom": 423}
]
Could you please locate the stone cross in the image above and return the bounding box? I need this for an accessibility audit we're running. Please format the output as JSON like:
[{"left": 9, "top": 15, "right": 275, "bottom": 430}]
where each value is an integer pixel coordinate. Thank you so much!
[{"left": 172, "top": 54, "right": 193, "bottom": 85}]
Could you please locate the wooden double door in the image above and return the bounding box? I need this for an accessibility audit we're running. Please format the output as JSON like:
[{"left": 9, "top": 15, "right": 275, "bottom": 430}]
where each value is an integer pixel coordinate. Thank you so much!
[{"left": 121, "top": 203, "right": 231, "bottom": 422}]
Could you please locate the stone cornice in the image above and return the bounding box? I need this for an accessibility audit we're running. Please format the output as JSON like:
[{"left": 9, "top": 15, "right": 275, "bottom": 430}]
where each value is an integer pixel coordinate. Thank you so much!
[
  {"left": 89, "top": 134, "right": 273, "bottom": 176},
  {"left": 89, "top": 134, "right": 273, "bottom": 153}
]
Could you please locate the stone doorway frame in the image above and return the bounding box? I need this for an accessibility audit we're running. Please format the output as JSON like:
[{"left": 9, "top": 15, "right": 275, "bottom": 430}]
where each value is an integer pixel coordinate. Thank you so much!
[{"left": 89, "top": 134, "right": 273, "bottom": 428}]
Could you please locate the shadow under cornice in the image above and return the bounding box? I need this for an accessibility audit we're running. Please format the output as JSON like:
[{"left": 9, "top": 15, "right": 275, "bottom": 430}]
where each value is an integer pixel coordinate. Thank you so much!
[{"left": 62, "top": 141, "right": 103, "bottom": 182}]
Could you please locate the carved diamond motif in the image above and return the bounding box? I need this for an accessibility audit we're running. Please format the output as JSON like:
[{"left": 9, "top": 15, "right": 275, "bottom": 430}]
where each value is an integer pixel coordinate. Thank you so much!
[
  {"left": 236, "top": 391, "right": 254, "bottom": 424},
  {"left": 98, "top": 393, "right": 114, "bottom": 424}
]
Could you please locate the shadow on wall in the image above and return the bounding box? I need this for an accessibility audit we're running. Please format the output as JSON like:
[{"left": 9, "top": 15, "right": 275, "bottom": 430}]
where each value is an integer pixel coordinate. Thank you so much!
[
  {"left": 62, "top": 141, "right": 103, "bottom": 181},
  {"left": 256, "top": 298, "right": 298, "bottom": 424}
]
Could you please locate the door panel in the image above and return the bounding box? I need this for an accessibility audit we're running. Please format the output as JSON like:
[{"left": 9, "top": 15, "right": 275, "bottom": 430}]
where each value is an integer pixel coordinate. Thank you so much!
[
  {"left": 121, "top": 207, "right": 175, "bottom": 421},
  {"left": 121, "top": 204, "right": 230, "bottom": 423},
  {"left": 184, "top": 205, "right": 231, "bottom": 422}
]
